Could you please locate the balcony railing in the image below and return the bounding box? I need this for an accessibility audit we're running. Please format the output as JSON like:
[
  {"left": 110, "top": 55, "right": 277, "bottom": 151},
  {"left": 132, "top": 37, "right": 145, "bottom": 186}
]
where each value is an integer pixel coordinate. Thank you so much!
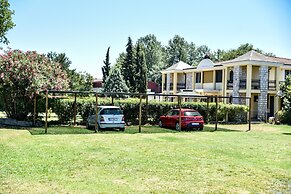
[
  {"left": 240, "top": 79, "right": 246, "bottom": 89},
  {"left": 251, "top": 79, "right": 260, "bottom": 89},
  {"left": 227, "top": 80, "right": 233, "bottom": 89},
  {"left": 163, "top": 83, "right": 185, "bottom": 91},
  {"left": 177, "top": 83, "right": 186, "bottom": 90},
  {"left": 268, "top": 80, "right": 276, "bottom": 90}
]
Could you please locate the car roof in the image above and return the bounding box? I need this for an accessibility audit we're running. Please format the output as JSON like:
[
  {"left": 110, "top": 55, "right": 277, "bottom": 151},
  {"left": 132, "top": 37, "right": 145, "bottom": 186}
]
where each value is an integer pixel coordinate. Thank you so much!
[
  {"left": 172, "top": 109, "right": 197, "bottom": 112},
  {"left": 98, "top": 106, "right": 121, "bottom": 109}
]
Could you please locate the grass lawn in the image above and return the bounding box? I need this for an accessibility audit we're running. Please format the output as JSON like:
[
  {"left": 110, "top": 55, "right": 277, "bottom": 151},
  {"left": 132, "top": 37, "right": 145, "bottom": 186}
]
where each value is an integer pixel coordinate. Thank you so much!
[{"left": 0, "top": 124, "right": 290, "bottom": 193}]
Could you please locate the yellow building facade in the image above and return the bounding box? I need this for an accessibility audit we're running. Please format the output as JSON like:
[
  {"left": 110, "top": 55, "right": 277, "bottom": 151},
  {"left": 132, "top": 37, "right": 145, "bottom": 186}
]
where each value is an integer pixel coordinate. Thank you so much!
[{"left": 161, "top": 51, "right": 291, "bottom": 120}]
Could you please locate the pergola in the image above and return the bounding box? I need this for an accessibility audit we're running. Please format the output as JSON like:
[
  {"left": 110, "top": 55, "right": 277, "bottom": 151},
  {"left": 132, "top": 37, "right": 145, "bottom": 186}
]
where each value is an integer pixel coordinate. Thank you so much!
[{"left": 33, "top": 90, "right": 251, "bottom": 133}]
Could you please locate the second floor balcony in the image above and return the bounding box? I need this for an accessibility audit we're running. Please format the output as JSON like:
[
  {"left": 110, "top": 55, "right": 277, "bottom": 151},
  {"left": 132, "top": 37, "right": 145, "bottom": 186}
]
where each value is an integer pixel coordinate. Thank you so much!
[{"left": 227, "top": 79, "right": 276, "bottom": 90}]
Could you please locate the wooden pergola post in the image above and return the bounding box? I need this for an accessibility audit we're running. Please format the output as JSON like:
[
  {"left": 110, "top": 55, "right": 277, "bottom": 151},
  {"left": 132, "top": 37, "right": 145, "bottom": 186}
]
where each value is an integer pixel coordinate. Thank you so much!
[
  {"left": 145, "top": 95, "right": 149, "bottom": 124},
  {"left": 139, "top": 95, "right": 142, "bottom": 133},
  {"left": 206, "top": 97, "right": 210, "bottom": 124},
  {"left": 248, "top": 97, "right": 251, "bottom": 131},
  {"left": 45, "top": 90, "right": 48, "bottom": 134},
  {"left": 214, "top": 95, "right": 218, "bottom": 131},
  {"left": 178, "top": 95, "right": 182, "bottom": 132},
  {"left": 33, "top": 95, "right": 37, "bottom": 126},
  {"left": 111, "top": 95, "right": 114, "bottom": 105},
  {"left": 73, "top": 93, "right": 77, "bottom": 126},
  {"left": 95, "top": 93, "right": 99, "bottom": 133}
]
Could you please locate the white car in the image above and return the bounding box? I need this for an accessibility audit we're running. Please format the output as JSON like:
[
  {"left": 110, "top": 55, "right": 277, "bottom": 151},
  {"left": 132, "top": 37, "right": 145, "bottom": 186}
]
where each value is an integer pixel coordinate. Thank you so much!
[{"left": 86, "top": 106, "right": 125, "bottom": 131}]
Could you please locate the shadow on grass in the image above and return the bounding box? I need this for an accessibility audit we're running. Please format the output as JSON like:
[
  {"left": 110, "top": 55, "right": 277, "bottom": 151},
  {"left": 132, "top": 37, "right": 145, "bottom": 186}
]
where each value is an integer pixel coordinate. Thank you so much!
[
  {"left": 28, "top": 124, "right": 244, "bottom": 135},
  {"left": 282, "top": 133, "right": 291, "bottom": 135}
]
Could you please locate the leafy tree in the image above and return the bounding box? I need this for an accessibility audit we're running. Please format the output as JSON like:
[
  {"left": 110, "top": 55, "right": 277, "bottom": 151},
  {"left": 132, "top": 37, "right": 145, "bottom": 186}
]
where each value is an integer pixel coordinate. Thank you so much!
[
  {"left": 0, "top": 0, "right": 15, "bottom": 44},
  {"left": 102, "top": 47, "right": 111, "bottom": 83},
  {"left": 137, "top": 34, "right": 166, "bottom": 84},
  {"left": 189, "top": 45, "right": 211, "bottom": 65},
  {"left": 47, "top": 52, "right": 72, "bottom": 71},
  {"left": 122, "top": 37, "right": 135, "bottom": 92},
  {"left": 135, "top": 43, "right": 147, "bottom": 93},
  {"left": 47, "top": 52, "right": 93, "bottom": 91},
  {"left": 103, "top": 65, "right": 129, "bottom": 94},
  {"left": 166, "top": 35, "right": 189, "bottom": 66},
  {"left": 0, "top": 49, "right": 68, "bottom": 120},
  {"left": 278, "top": 75, "right": 291, "bottom": 125},
  {"left": 219, "top": 43, "right": 275, "bottom": 61}
]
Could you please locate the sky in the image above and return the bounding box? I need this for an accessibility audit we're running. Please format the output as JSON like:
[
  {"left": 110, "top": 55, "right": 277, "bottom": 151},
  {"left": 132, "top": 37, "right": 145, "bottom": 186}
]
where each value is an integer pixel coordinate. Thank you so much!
[{"left": 5, "top": 0, "right": 291, "bottom": 79}]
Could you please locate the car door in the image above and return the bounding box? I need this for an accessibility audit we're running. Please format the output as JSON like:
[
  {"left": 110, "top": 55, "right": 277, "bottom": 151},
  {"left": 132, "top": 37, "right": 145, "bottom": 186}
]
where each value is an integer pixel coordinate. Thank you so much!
[
  {"left": 163, "top": 110, "right": 173, "bottom": 127},
  {"left": 169, "top": 110, "right": 179, "bottom": 127}
]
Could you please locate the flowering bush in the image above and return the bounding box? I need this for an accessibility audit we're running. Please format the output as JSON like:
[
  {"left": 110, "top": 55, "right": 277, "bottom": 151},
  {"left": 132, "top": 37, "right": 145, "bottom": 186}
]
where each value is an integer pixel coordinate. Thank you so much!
[{"left": 0, "top": 49, "right": 68, "bottom": 120}]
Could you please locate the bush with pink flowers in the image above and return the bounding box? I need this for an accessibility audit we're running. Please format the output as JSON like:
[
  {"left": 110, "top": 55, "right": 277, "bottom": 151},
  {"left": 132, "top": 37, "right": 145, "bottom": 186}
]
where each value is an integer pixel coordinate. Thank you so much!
[{"left": 0, "top": 49, "right": 68, "bottom": 120}]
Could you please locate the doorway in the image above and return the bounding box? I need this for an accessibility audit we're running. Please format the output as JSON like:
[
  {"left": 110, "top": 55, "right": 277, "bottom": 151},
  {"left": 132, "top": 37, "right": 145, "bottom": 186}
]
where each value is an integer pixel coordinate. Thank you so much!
[{"left": 269, "top": 95, "right": 274, "bottom": 117}]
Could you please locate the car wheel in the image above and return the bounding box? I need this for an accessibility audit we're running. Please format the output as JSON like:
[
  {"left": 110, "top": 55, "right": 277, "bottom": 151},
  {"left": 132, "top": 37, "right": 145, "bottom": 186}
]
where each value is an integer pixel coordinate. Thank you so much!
[
  {"left": 120, "top": 128, "right": 125, "bottom": 132},
  {"left": 175, "top": 123, "right": 180, "bottom": 131},
  {"left": 158, "top": 120, "right": 163, "bottom": 128},
  {"left": 199, "top": 127, "right": 203, "bottom": 131}
]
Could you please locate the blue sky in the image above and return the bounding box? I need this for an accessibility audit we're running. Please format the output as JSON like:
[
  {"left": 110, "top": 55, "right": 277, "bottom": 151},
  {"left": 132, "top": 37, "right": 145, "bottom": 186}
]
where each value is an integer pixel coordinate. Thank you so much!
[{"left": 5, "top": 0, "right": 291, "bottom": 78}]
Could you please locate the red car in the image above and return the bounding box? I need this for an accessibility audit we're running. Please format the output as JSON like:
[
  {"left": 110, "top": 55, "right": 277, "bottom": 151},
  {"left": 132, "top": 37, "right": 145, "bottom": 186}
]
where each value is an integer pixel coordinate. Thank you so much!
[{"left": 159, "top": 109, "right": 204, "bottom": 131}]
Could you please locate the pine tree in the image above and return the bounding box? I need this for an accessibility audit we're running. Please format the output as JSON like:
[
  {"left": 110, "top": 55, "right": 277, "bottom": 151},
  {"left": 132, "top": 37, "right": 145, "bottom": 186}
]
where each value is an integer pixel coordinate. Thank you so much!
[
  {"left": 135, "top": 43, "right": 147, "bottom": 93},
  {"left": 122, "top": 37, "right": 135, "bottom": 92},
  {"left": 103, "top": 66, "right": 129, "bottom": 94},
  {"left": 102, "top": 47, "right": 111, "bottom": 83}
]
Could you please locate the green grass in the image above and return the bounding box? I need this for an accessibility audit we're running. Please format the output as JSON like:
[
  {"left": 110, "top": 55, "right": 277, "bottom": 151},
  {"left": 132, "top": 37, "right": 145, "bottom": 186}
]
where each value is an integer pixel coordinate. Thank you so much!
[{"left": 1, "top": 124, "right": 291, "bottom": 193}]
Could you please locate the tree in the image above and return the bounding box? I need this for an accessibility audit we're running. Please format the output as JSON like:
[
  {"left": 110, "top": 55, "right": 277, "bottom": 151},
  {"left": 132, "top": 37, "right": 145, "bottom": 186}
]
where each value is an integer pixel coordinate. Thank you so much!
[
  {"left": 137, "top": 34, "right": 166, "bottom": 84},
  {"left": 135, "top": 43, "right": 147, "bottom": 93},
  {"left": 279, "top": 75, "right": 291, "bottom": 125},
  {"left": 47, "top": 52, "right": 93, "bottom": 91},
  {"left": 122, "top": 37, "right": 135, "bottom": 92},
  {"left": 0, "top": 0, "right": 15, "bottom": 44},
  {"left": 166, "top": 35, "right": 189, "bottom": 66},
  {"left": 102, "top": 47, "right": 111, "bottom": 83},
  {"left": 103, "top": 66, "right": 129, "bottom": 94},
  {"left": 218, "top": 43, "right": 275, "bottom": 61},
  {"left": 0, "top": 49, "right": 68, "bottom": 120},
  {"left": 47, "top": 52, "right": 72, "bottom": 71}
]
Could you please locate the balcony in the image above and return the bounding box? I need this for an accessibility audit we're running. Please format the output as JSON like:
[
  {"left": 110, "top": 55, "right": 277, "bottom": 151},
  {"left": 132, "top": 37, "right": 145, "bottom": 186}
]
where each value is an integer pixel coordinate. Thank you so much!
[
  {"left": 239, "top": 79, "right": 246, "bottom": 89},
  {"left": 251, "top": 80, "right": 260, "bottom": 89},
  {"left": 177, "top": 83, "right": 186, "bottom": 90},
  {"left": 268, "top": 80, "right": 276, "bottom": 90},
  {"left": 163, "top": 83, "right": 185, "bottom": 91},
  {"left": 227, "top": 80, "right": 233, "bottom": 89}
]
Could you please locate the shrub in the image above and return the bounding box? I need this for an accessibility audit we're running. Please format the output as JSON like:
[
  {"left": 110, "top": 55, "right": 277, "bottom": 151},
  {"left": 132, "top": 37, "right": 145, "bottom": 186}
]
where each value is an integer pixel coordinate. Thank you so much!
[
  {"left": 51, "top": 97, "right": 248, "bottom": 124},
  {"left": 0, "top": 49, "right": 68, "bottom": 120}
]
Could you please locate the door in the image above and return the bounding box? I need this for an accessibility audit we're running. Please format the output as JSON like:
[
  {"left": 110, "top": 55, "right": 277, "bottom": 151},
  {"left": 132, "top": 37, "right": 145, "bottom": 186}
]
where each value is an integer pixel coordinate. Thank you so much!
[
  {"left": 269, "top": 96, "right": 274, "bottom": 117},
  {"left": 169, "top": 110, "right": 179, "bottom": 127},
  {"left": 252, "top": 95, "right": 258, "bottom": 119}
]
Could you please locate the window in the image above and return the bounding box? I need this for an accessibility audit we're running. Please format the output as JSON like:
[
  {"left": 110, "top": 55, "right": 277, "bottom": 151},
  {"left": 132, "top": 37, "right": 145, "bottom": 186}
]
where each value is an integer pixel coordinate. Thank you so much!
[
  {"left": 285, "top": 70, "right": 291, "bottom": 79},
  {"left": 229, "top": 70, "right": 233, "bottom": 82},
  {"left": 196, "top": 72, "right": 201, "bottom": 83},
  {"left": 184, "top": 111, "right": 201, "bottom": 116},
  {"left": 100, "top": 108, "right": 122, "bottom": 115},
  {"left": 215, "top": 70, "right": 223, "bottom": 82}
]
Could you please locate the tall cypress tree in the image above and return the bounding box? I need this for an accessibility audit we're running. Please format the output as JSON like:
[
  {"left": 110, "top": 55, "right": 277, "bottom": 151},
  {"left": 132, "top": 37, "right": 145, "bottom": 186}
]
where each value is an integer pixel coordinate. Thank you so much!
[
  {"left": 103, "top": 66, "right": 129, "bottom": 94},
  {"left": 122, "top": 37, "right": 135, "bottom": 92},
  {"left": 135, "top": 43, "right": 147, "bottom": 93},
  {"left": 102, "top": 47, "right": 111, "bottom": 83}
]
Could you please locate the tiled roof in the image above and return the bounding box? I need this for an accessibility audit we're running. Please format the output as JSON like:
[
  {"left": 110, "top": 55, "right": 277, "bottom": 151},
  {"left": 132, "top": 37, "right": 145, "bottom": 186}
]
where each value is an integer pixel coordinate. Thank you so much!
[
  {"left": 269, "top": 56, "right": 291, "bottom": 65},
  {"left": 219, "top": 50, "right": 291, "bottom": 65},
  {"left": 165, "top": 61, "right": 192, "bottom": 71}
]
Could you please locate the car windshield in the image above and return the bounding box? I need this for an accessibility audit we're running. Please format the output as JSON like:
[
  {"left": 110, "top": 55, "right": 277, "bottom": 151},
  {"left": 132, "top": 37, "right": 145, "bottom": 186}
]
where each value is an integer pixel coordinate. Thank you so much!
[
  {"left": 100, "top": 108, "right": 123, "bottom": 115},
  {"left": 184, "top": 111, "right": 201, "bottom": 116}
]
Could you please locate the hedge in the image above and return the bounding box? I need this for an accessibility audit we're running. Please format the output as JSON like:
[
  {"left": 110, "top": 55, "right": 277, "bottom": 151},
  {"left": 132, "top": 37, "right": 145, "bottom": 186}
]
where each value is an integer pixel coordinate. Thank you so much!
[{"left": 51, "top": 97, "right": 248, "bottom": 124}]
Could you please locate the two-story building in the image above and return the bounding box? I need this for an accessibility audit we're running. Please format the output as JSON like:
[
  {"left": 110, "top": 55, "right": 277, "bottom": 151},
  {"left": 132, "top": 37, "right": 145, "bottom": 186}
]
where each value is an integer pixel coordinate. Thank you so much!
[{"left": 161, "top": 50, "right": 291, "bottom": 120}]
